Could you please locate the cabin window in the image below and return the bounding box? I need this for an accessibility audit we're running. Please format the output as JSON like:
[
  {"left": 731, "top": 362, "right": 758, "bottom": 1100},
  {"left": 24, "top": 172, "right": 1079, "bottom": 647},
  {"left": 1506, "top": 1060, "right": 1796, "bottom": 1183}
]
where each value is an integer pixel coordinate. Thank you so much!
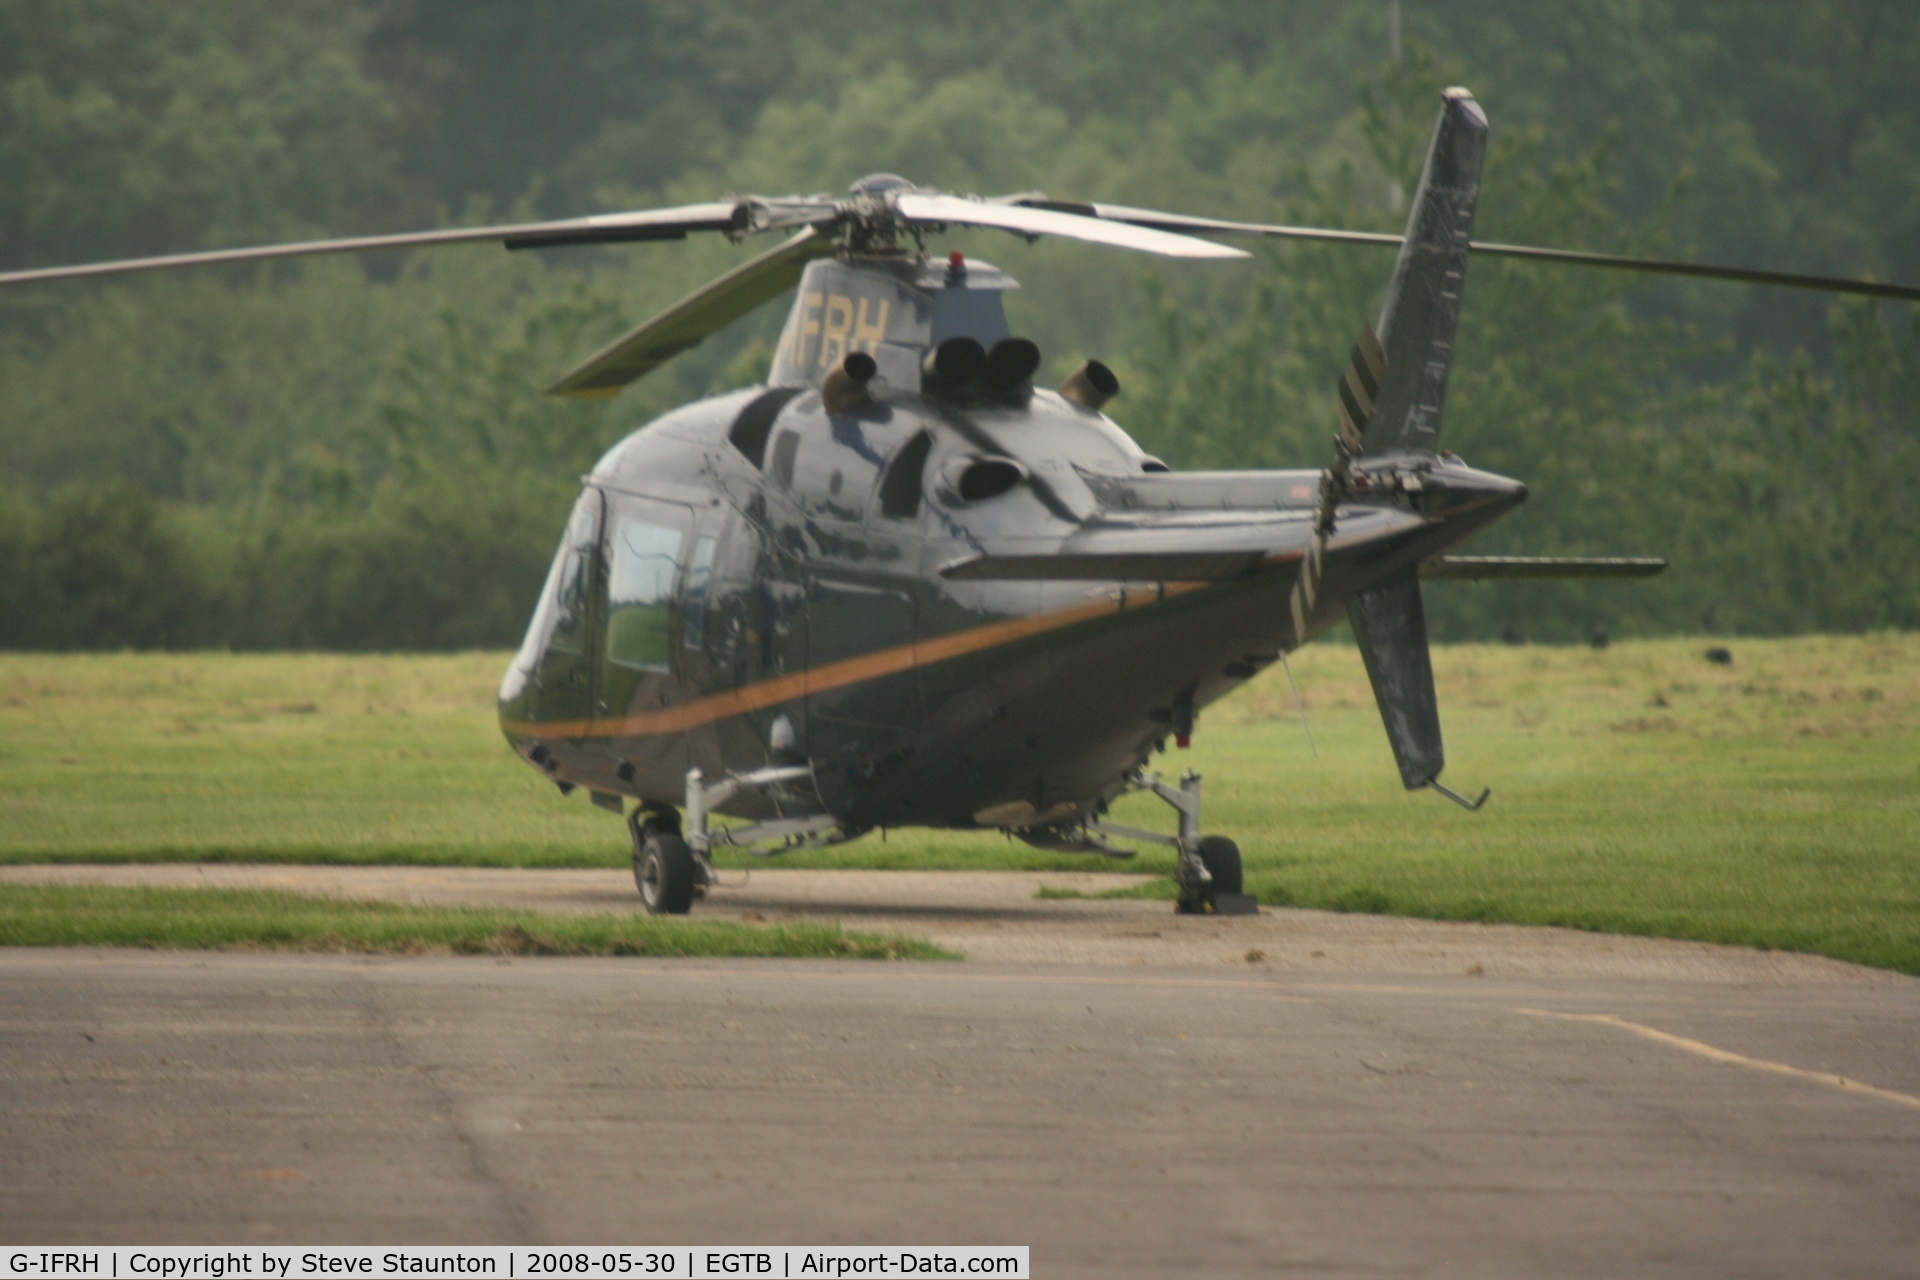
[
  {"left": 681, "top": 536, "right": 718, "bottom": 650},
  {"left": 769, "top": 429, "right": 801, "bottom": 489},
  {"left": 606, "top": 518, "right": 684, "bottom": 670},
  {"left": 879, "top": 430, "right": 933, "bottom": 518},
  {"left": 729, "top": 388, "right": 804, "bottom": 468}
]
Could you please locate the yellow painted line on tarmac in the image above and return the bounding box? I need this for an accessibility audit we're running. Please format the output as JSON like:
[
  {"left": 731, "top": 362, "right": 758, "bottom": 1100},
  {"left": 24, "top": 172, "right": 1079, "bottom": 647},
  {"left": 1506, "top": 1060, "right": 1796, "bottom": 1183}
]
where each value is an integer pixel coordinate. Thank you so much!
[{"left": 1515, "top": 1007, "right": 1920, "bottom": 1111}]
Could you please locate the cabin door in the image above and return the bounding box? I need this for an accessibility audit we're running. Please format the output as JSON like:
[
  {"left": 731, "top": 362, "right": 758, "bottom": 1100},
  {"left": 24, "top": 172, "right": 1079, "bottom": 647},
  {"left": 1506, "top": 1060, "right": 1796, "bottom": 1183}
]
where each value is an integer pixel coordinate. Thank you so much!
[
  {"left": 805, "top": 575, "right": 920, "bottom": 760},
  {"left": 699, "top": 505, "right": 809, "bottom": 762}
]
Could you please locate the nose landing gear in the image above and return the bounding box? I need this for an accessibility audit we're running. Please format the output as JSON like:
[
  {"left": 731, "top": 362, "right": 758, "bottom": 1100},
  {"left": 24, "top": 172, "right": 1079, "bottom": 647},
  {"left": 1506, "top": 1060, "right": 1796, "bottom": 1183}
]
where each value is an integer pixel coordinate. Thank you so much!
[
  {"left": 628, "top": 765, "right": 857, "bottom": 915},
  {"left": 629, "top": 806, "right": 701, "bottom": 915}
]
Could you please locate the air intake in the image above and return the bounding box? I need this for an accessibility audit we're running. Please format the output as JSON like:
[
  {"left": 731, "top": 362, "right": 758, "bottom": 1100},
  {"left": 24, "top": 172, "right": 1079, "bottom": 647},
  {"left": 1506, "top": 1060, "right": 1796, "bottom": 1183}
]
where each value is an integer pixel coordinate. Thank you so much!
[{"left": 943, "top": 456, "right": 1026, "bottom": 503}]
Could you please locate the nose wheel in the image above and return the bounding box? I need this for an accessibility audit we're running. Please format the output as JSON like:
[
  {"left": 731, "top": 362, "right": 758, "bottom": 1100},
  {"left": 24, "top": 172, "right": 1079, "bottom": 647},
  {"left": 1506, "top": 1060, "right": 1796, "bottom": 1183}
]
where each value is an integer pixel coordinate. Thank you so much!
[{"left": 629, "top": 809, "right": 696, "bottom": 915}]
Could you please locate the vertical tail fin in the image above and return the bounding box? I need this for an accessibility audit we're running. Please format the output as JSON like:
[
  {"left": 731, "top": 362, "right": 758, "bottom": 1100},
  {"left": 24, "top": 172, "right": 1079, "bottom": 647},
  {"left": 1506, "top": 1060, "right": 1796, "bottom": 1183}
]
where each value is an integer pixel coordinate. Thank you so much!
[
  {"left": 1360, "top": 88, "right": 1487, "bottom": 458},
  {"left": 1341, "top": 91, "right": 1491, "bottom": 807}
]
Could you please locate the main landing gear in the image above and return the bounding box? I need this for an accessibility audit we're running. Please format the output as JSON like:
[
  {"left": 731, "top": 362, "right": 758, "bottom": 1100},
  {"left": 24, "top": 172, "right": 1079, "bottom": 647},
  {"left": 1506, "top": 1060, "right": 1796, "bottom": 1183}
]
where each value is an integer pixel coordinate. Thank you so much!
[
  {"left": 1086, "top": 769, "right": 1258, "bottom": 916},
  {"left": 627, "top": 764, "right": 1254, "bottom": 917}
]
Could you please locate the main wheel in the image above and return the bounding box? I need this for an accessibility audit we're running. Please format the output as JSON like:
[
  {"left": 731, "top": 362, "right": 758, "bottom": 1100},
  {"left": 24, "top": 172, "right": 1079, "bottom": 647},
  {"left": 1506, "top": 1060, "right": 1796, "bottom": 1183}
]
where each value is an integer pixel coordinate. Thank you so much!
[
  {"left": 632, "top": 819, "right": 695, "bottom": 915},
  {"left": 1195, "top": 835, "right": 1243, "bottom": 897}
]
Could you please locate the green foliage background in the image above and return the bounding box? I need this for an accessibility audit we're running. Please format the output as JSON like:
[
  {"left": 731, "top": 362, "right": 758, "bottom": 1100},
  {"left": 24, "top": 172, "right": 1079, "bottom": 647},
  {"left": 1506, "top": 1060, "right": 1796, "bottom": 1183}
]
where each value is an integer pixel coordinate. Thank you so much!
[{"left": 2, "top": 0, "right": 1917, "bottom": 648}]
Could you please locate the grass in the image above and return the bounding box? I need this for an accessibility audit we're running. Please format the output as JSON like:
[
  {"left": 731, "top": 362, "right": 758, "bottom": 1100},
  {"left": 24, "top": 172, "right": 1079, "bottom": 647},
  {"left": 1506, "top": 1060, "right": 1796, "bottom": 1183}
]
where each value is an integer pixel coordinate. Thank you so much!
[
  {"left": 0, "top": 884, "right": 951, "bottom": 958},
  {"left": 0, "top": 637, "right": 1916, "bottom": 973},
  {"left": 0, "top": 652, "right": 616, "bottom": 866}
]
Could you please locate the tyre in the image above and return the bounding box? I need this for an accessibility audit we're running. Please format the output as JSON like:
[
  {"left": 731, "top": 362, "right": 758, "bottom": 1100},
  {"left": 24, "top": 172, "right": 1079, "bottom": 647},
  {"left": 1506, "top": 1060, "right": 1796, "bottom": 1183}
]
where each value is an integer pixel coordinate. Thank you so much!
[
  {"left": 632, "top": 820, "right": 695, "bottom": 915},
  {"left": 1195, "top": 835, "right": 1243, "bottom": 897}
]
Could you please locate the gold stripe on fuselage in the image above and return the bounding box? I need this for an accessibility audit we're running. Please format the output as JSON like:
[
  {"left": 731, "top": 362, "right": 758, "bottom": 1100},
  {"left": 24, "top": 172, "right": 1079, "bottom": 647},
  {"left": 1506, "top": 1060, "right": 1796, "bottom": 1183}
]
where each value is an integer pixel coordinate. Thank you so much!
[{"left": 498, "top": 562, "right": 1294, "bottom": 743}]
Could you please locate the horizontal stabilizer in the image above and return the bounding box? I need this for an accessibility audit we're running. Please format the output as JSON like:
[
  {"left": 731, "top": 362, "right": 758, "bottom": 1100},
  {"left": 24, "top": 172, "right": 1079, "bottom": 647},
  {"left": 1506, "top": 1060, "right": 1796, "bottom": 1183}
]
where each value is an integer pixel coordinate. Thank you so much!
[
  {"left": 547, "top": 230, "right": 836, "bottom": 397},
  {"left": 1422, "top": 556, "right": 1667, "bottom": 580}
]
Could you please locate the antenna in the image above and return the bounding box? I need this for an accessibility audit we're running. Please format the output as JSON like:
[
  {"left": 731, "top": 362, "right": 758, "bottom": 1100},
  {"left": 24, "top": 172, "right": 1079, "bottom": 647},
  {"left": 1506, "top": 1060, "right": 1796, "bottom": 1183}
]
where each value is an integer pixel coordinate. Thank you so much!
[{"left": 1280, "top": 653, "right": 1318, "bottom": 759}]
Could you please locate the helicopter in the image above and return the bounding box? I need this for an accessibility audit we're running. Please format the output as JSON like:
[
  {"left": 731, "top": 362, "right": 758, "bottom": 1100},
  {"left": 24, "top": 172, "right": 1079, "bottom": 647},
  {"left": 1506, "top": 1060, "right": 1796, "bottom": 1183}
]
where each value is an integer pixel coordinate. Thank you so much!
[{"left": 8, "top": 89, "right": 1917, "bottom": 915}]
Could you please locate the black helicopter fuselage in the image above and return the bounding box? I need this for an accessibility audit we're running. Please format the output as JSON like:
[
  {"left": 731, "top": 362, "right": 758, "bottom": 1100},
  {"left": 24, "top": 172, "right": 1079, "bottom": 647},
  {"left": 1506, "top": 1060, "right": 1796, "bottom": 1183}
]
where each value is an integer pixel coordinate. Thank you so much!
[
  {"left": 495, "top": 297, "right": 1526, "bottom": 832},
  {"left": 0, "top": 82, "right": 1828, "bottom": 882}
]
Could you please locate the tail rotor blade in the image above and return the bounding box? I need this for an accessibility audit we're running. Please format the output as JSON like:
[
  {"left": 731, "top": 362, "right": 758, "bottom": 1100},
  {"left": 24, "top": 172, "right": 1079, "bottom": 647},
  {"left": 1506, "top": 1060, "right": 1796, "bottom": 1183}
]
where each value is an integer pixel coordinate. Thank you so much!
[{"left": 1334, "top": 324, "right": 1387, "bottom": 466}]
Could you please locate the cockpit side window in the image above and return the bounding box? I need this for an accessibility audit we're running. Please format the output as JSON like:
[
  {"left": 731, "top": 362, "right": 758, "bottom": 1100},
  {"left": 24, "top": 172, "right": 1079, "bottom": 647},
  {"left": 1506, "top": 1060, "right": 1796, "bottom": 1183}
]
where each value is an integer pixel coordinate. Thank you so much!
[
  {"left": 605, "top": 513, "right": 686, "bottom": 671},
  {"left": 528, "top": 488, "right": 604, "bottom": 661},
  {"left": 547, "top": 549, "right": 592, "bottom": 655}
]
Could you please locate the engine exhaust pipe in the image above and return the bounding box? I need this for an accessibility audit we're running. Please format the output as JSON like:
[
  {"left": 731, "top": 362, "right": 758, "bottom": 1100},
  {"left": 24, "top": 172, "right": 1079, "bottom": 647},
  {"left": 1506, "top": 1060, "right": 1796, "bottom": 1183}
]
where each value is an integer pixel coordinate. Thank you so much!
[
  {"left": 1058, "top": 359, "right": 1119, "bottom": 410},
  {"left": 983, "top": 337, "right": 1041, "bottom": 399},
  {"left": 922, "top": 336, "right": 986, "bottom": 395},
  {"left": 822, "top": 351, "right": 878, "bottom": 412}
]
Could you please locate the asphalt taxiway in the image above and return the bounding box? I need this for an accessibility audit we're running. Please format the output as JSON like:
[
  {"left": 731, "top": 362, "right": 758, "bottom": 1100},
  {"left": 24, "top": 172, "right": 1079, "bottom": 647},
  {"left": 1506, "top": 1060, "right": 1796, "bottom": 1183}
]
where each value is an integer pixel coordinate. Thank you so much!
[
  {"left": 0, "top": 863, "right": 1892, "bottom": 979},
  {"left": 1, "top": 870, "right": 1916, "bottom": 1276}
]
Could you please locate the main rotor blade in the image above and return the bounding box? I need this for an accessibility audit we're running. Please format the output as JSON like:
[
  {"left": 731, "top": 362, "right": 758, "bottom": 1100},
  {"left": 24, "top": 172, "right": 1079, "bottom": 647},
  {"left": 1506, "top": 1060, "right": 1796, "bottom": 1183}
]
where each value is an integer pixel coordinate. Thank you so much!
[
  {"left": 0, "top": 202, "right": 752, "bottom": 287},
  {"left": 1006, "top": 196, "right": 1408, "bottom": 247},
  {"left": 1461, "top": 240, "right": 1920, "bottom": 303},
  {"left": 1008, "top": 197, "right": 1920, "bottom": 303},
  {"left": 896, "top": 193, "right": 1249, "bottom": 260},
  {"left": 547, "top": 229, "right": 837, "bottom": 399}
]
